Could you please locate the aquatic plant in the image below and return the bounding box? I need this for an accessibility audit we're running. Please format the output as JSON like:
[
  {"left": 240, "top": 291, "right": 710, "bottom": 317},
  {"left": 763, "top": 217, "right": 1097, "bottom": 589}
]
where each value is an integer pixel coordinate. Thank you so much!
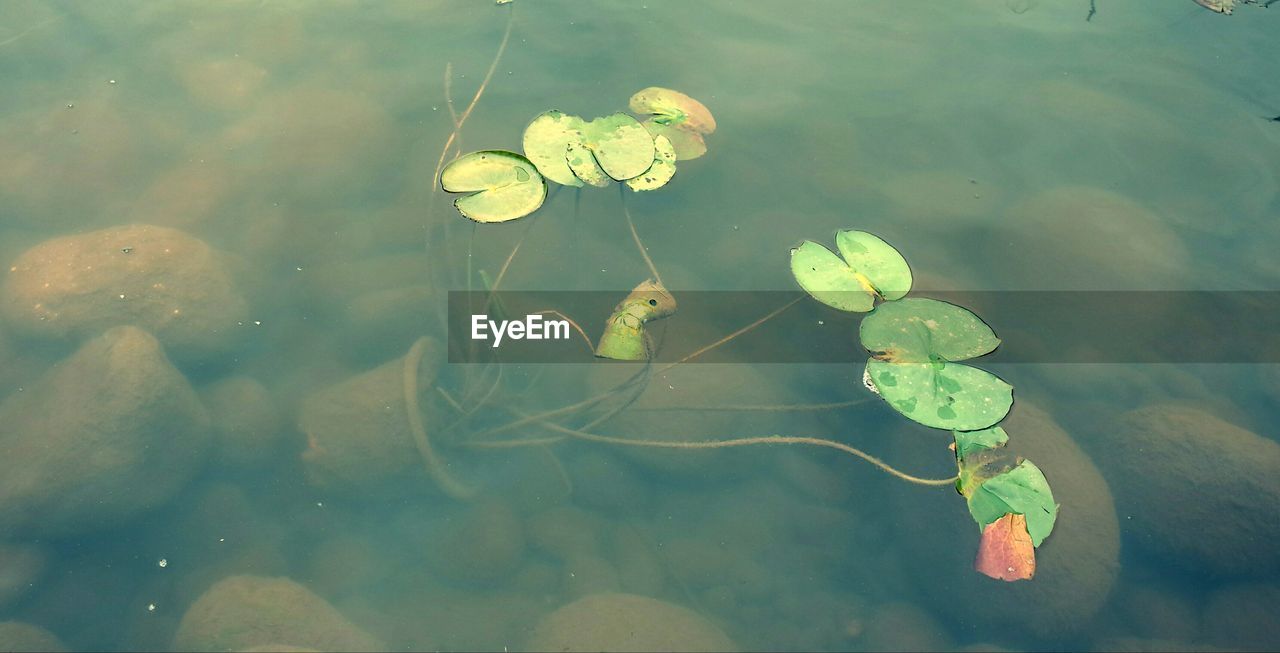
[
  {"left": 414, "top": 2, "right": 1055, "bottom": 586},
  {"left": 791, "top": 230, "right": 1057, "bottom": 581}
]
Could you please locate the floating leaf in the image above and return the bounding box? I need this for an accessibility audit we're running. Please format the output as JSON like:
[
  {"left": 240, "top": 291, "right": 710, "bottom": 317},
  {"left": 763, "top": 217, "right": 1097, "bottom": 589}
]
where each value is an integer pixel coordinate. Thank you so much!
[
  {"left": 642, "top": 120, "right": 707, "bottom": 160},
  {"left": 954, "top": 425, "right": 1009, "bottom": 461},
  {"left": 579, "top": 113, "right": 655, "bottom": 181},
  {"left": 596, "top": 279, "right": 678, "bottom": 360},
  {"left": 440, "top": 150, "right": 547, "bottom": 223},
  {"left": 953, "top": 426, "right": 1014, "bottom": 496},
  {"left": 565, "top": 141, "right": 610, "bottom": 188},
  {"left": 522, "top": 110, "right": 587, "bottom": 187},
  {"left": 629, "top": 87, "right": 717, "bottom": 134},
  {"left": 836, "top": 231, "right": 912, "bottom": 301},
  {"left": 860, "top": 298, "right": 998, "bottom": 364},
  {"left": 974, "top": 513, "right": 1037, "bottom": 582},
  {"left": 790, "top": 231, "right": 911, "bottom": 313},
  {"left": 966, "top": 460, "right": 1058, "bottom": 547},
  {"left": 626, "top": 135, "right": 677, "bottom": 192},
  {"left": 864, "top": 359, "right": 1013, "bottom": 430}
]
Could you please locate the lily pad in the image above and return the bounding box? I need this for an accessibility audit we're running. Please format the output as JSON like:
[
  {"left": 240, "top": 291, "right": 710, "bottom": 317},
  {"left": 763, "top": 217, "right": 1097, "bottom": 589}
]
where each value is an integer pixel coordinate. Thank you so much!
[
  {"left": 954, "top": 425, "right": 1009, "bottom": 461},
  {"left": 864, "top": 358, "right": 1013, "bottom": 430},
  {"left": 522, "top": 110, "right": 587, "bottom": 187},
  {"left": 836, "top": 231, "right": 912, "bottom": 301},
  {"left": 626, "top": 135, "right": 677, "bottom": 192},
  {"left": 642, "top": 119, "right": 707, "bottom": 160},
  {"left": 440, "top": 150, "right": 547, "bottom": 223},
  {"left": 790, "top": 230, "right": 911, "bottom": 312},
  {"left": 579, "top": 113, "right": 655, "bottom": 181},
  {"left": 966, "top": 459, "right": 1058, "bottom": 547},
  {"left": 629, "top": 87, "right": 717, "bottom": 134},
  {"left": 565, "top": 141, "right": 609, "bottom": 188},
  {"left": 860, "top": 298, "right": 998, "bottom": 364}
]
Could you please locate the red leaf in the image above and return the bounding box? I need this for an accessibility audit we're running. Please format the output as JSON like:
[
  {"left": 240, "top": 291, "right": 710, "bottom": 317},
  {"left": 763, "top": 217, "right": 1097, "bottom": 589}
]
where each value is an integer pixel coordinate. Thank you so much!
[{"left": 974, "top": 513, "right": 1037, "bottom": 582}]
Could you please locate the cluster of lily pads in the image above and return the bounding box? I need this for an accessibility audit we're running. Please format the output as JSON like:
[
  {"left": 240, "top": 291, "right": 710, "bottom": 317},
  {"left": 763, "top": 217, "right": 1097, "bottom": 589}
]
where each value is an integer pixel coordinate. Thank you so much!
[
  {"left": 790, "top": 231, "right": 1058, "bottom": 581},
  {"left": 440, "top": 87, "right": 716, "bottom": 223}
]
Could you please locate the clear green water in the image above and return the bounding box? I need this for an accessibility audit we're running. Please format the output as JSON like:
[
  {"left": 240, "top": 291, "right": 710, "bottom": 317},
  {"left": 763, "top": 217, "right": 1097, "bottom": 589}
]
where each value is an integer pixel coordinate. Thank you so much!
[{"left": 1, "top": 0, "right": 1279, "bottom": 651}]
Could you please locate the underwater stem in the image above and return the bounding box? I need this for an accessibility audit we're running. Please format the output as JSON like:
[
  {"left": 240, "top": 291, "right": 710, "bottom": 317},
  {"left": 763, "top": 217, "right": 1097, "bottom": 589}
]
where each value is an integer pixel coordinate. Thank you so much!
[
  {"left": 620, "top": 187, "right": 664, "bottom": 286},
  {"left": 539, "top": 422, "right": 958, "bottom": 487},
  {"left": 656, "top": 295, "right": 803, "bottom": 373},
  {"left": 405, "top": 337, "right": 477, "bottom": 500}
]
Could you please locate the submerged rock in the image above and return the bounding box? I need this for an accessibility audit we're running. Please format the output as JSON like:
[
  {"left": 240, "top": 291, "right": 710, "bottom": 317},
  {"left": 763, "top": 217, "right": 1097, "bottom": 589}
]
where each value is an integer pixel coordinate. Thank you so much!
[
  {"left": 0, "top": 621, "right": 69, "bottom": 652},
  {"left": 202, "top": 376, "right": 283, "bottom": 468},
  {"left": 298, "top": 349, "right": 423, "bottom": 489},
  {"left": 0, "top": 543, "right": 47, "bottom": 609},
  {"left": 888, "top": 403, "right": 1120, "bottom": 639},
  {"left": 526, "top": 593, "right": 736, "bottom": 652},
  {"left": 1202, "top": 583, "right": 1280, "bottom": 650},
  {"left": 0, "top": 224, "right": 248, "bottom": 357},
  {"left": 0, "top": 326, "right": 211, "bottom": 536},
  {"left": 1109, "top": 406, "right": 1280, "bottom": 577},
  {"left": 172, "top": 575, "right": 383, "bottom": 652},
  {"left": 424, "top": 501, "right": 525, "bottom": 587}
]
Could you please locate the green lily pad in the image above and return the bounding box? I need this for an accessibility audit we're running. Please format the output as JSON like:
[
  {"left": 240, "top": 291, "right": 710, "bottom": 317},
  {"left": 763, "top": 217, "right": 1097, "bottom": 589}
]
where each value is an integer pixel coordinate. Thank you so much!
[
  {"left": 864, "top": 358, "right": 1013, "bottom": 430},
  {"left": 522, "top": 110, "right": 586, "bottom": 187},
  {"left": 565, "top": 141, "right": 609, "bottom": 188},
  {"left": 967, "top": 459, "right": 1058, "bottom": 547},
  {"left": 954, "top": 425, "right": 1009, "bottom": 461},
  {"left": 860, "top": 298, "right": 999, "bottom": 364},
  {"left": 642, "top": 119, "right": 707, "bottom": 160},
  {"left": 836, "top": 231, "right": 912, "bottom": 301},
  {"left": 953, "top": 426, "right": 1013, "bottom": 495},
  {"left": 790, "top": 230, "right": 911, "bottom": 313},
  {"left": 626, "top": 134, "right": 677, "bottom": 192},
  {"left": 440, "top": 150, "right": 547, "bottom": 223},
  {"left": 629, "top": 87, "right": 717, "bottom": 134},
  {"left": 579, "top": 113, "right": 655, "bottom": 181}
]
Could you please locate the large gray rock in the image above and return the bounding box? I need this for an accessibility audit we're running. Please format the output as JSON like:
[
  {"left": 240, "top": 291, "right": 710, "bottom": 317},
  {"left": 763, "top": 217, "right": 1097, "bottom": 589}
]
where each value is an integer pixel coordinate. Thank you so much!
[
  {"left": 1, "top": 224, "right": 248, "bottom": 357},
  {"left": 172, "top": 575, "right": 383, "bottom": 652},
  {"left": 0, "top": 621, "right": 69, "bottom": 652},
  {"left": 526, "top": 593, "right": 736, "bottom": 652},
  {"left": 0, "top": 543, "right": 47, "bottom": 609},
  {"left": 0, "top": 326, "right": 211, "bottom": 536},
  {"left": 888, "top": 403, "right": 1120, "bottom": 639},
  {"left": 1109, "top": 406, "right": 1280, "bottom": 577}
]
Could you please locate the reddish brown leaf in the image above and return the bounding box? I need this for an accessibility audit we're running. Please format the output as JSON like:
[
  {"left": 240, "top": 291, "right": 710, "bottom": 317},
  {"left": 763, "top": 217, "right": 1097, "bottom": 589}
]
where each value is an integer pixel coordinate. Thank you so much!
[{"left": 974, "top": 513, "right": 1037, "bottom": 582}]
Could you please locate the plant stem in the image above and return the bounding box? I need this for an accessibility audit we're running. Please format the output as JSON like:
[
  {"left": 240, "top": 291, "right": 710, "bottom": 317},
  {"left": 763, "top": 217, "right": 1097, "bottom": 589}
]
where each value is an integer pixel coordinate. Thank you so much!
[
  {"left": 405, "top": 337, "right": 476, "bottom": 499},
  {"left": 656, "top": 295, "right": 803, "bottom": 372},
  {"left": 619, "top": 187, "right": 664, "bottom": 286},
  {"left": 538, "top": 421, "right": 958, "bottom": 487}
]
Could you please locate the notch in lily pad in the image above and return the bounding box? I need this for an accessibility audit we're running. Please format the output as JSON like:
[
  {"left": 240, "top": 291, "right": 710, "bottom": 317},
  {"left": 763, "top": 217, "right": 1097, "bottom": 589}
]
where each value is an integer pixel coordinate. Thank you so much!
[
  {"left": 860, "top": 298, "right": 1011, "bottom": 430},
  {"left": 790, "top": 230, "right": 912, "bottom": 312},
  {"left": 630, "top": 87, "right": 716, "bottom": 160},
  {"left": 440, "top": 150, "right": 547, "bottom": 223}
]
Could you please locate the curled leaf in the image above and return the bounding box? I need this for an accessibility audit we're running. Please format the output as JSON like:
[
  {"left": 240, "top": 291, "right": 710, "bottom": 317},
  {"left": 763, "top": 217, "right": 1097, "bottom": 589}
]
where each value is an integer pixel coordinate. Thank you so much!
[
  {"left": 966, "top": 459, "right": 1058, "bottom": 547},
  {"left": 975, "top": 513, "right": 1037, "bottom": 582},
  {"left": 630, "top": 88, "right": 715, "bottom": 161},
  {"left": 595, "top": 279, "right": 677, "bottom": 361}
]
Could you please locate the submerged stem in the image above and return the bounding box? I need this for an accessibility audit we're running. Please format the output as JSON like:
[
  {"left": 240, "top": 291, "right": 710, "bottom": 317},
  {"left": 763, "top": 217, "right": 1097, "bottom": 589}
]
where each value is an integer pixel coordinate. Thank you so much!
[
  {"left": 404, "top": 338, "right": 476, "bottom": 499},
  {"left": 539, "top": 422, "right": 957, "bottom": 487},
  {"left": 620, "top": 187, "right": 663, "bottom": 286}
]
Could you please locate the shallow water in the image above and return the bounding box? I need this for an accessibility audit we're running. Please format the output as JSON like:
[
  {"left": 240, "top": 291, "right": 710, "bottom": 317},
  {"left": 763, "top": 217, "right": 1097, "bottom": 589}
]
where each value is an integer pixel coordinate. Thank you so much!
[{"left": 1, "top": 0, "right": 1279, "bottom": 651}]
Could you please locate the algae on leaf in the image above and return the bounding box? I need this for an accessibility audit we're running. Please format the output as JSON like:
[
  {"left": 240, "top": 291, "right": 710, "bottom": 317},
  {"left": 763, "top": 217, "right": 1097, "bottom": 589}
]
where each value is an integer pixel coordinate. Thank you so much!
[{"left": 441, "top": 150, "right": 547, "bottom": 223}]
